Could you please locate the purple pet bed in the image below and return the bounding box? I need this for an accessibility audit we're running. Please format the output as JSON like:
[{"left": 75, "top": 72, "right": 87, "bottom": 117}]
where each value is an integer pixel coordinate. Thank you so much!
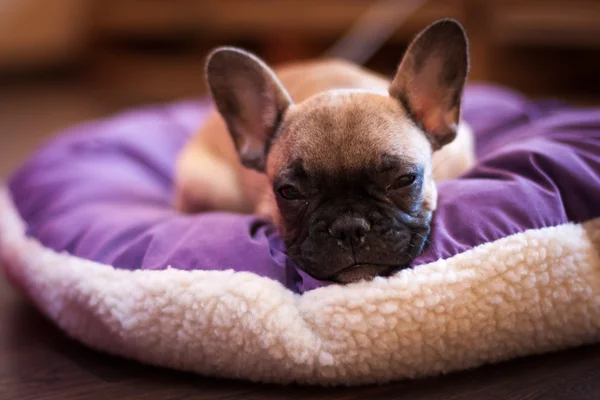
[{"left": 1, "top": 84, "right": 600, "bottom": 385}]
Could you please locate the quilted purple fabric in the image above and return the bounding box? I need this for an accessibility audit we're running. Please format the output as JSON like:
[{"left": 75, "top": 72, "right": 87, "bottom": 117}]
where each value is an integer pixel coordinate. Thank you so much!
[{"left": 8, "top": 85, "right": 600, "bottom": 293}]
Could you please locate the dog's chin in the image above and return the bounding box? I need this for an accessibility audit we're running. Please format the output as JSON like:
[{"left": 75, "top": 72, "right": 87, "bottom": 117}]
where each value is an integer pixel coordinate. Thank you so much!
[
  {"left": 293, "top": 261, "right": 400, "bottom": 284},
  {"left": 329, "top": 263, "right": 396, "bottom": 284}
]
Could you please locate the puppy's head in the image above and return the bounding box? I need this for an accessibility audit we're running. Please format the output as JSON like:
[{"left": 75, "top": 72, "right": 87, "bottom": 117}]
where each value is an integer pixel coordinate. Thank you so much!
[{"left": 206, "top": 19, "right": 469, "bottom": 283}]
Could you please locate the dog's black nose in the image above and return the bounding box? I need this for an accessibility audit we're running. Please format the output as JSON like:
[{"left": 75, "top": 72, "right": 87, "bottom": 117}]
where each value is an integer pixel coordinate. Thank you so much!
[{"left": 329, "top": 216, "right": 370, "bottom": 246}]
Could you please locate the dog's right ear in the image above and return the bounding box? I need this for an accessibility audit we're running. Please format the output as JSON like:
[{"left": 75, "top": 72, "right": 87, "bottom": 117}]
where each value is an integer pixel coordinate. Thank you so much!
[{"left": 205, "top": 47, "right": 293, "bottom": 171}]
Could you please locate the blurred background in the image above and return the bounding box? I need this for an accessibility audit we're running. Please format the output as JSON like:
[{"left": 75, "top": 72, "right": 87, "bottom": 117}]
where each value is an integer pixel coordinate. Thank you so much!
[{"left": 1, "top": 0, "right": 600, "bottom": 179}]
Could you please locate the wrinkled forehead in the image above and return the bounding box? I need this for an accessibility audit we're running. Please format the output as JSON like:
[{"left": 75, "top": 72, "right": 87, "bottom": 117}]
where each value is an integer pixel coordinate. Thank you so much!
[{"left": 271, "top": 91, "right": 432, "bottom": 175}]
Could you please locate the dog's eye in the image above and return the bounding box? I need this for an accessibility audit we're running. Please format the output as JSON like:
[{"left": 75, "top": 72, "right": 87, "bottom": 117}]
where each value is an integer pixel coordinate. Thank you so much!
[
  {"left": 389, "top": 174, "right": 417, "bottom": 190},
  {"left": 278, "top": 185, "right": 305, "bottom": 200}
]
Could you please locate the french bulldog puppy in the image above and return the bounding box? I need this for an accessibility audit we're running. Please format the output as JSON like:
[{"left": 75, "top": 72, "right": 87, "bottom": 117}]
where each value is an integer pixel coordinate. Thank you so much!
[{"left": 175, "top": 19, "right": 475, "bottom": 283}]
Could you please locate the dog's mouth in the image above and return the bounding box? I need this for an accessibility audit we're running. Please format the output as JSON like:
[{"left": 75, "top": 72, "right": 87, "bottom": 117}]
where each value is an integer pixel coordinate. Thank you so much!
[
  {"left": 326, "top": 232, "right": 426, "bottom": 283},
  {"left": 288, "top": 227, "right": 430, "bottom": 284}
]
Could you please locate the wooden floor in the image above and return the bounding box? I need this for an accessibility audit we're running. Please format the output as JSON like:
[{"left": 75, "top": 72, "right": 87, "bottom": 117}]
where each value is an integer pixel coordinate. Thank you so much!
[{"left": 2, "top": 82, "right": 600, "bottom": 400}]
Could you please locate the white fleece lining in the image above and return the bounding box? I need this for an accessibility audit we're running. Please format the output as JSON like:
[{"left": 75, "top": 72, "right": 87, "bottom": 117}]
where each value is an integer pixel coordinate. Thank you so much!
[{"left": 1, "top": 187, "right": 600, "bottom": 386}]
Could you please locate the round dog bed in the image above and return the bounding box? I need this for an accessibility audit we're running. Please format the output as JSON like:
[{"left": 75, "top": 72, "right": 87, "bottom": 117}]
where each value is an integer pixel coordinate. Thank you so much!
[{"left": 1, "top": 84, "right": 600, "bottom": 385}]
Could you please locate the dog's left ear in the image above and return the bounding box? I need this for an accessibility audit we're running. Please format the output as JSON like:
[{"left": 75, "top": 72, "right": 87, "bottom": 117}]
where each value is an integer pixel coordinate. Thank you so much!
[
  {"left": 389, "top": 19, "right": 469, "bottom": 150},
  {"left": 205, "top": 47, "right": 293, "bottom": 171}
]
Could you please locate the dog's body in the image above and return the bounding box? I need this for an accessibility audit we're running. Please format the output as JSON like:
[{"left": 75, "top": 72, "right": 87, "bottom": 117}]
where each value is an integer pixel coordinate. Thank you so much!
[{"left": 175, "top": 19, "right": 475, "bottom": 283}]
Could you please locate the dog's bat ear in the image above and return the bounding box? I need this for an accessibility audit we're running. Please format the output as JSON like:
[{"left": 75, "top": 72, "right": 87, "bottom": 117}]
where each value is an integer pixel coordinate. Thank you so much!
[
  {"left": 205, "top": 47, "right": 292, "bottom": 171},
  {"left": 389, "top": 19, "right": 469, "bottom": 150}
]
